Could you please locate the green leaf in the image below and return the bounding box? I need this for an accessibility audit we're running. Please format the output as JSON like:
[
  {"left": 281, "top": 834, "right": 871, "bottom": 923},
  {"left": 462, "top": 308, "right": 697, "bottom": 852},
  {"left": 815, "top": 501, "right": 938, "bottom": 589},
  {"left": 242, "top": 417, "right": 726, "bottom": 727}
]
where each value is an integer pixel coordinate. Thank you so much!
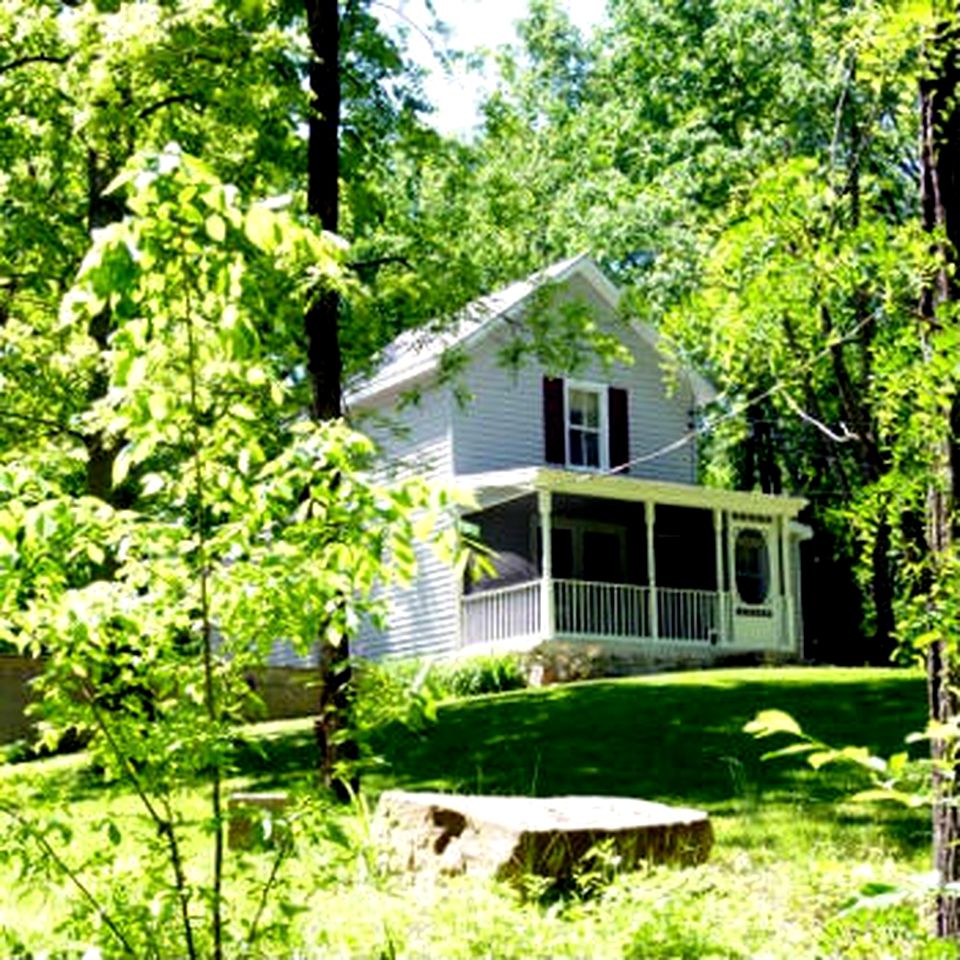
[
  {"left": 743, "top": 709, "right": 804, "bottom": 739},
  {"left": 148, "top": 393, "right": 168, "bottom": 421},
  {"left": 849, "top": 788, "right": 925, "bottom": 808},
  {"left": 760, "top": 742, "right": 819, "bottom": 761},
  {"left": 141, "top": 473, "right": 165, "bottom": 496},
  {"left": 229, "top": 403, "right": 257, "bottom": 422},
  {"left": 245, "top": 204, "right": 276, "bottom": 252},
  {"left": 324, "top": 821, "right": 352, "bottom": 849},
  {"left": 205, "top": 213, "right": 226, "bottom": 243}
]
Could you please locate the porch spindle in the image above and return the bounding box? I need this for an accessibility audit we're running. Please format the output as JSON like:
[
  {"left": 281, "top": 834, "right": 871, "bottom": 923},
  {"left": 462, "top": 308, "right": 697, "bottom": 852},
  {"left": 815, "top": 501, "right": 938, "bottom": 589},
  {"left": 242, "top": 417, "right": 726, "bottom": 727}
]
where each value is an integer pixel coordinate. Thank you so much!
[
  {"left": 538, "top": 490, "right": 554, "bottom": 640},
  {"left": 646, "top": 502, "right": 658, "bottom": 640}
]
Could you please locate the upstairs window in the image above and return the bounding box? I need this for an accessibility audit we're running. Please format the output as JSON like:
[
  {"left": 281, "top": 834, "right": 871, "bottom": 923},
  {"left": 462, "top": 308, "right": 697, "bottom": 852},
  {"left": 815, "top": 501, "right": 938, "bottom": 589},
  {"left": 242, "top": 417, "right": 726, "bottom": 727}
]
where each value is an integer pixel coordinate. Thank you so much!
[
  {"left": 543, "top": 377, "right": 630, "bottom": 474},
  {"left": 566, "top": 382, "right": 606, "bottom": 469}
]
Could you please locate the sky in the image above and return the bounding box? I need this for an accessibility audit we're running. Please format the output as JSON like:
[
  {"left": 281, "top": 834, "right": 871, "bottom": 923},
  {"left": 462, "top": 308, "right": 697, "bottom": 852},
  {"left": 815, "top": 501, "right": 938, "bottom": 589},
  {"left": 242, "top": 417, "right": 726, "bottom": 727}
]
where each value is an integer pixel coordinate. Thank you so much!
[{"left": 376, "top": 1, "right": 607, "bottom": 138}]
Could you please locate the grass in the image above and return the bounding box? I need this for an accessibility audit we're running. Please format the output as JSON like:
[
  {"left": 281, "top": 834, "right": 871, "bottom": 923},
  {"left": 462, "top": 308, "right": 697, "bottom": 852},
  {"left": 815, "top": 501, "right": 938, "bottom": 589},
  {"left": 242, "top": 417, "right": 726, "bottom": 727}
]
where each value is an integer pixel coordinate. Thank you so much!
[{"left": 0, "top": 665, "right": 955, "bottom": 958}]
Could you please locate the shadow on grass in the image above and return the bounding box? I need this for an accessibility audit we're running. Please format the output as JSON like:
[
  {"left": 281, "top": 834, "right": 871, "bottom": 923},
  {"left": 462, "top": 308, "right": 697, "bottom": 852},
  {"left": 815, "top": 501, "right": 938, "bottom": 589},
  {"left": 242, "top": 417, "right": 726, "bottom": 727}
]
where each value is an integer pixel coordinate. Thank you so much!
[
  {"left": 356, "top": 667, "right": 930, "bottom": 854},
  {"left": 12, "top": 668, "right": 931, "bottom": 860},
  {"left": 32, "top": 668, "right": 915, "bottom": 855},
  {"left": 230, "top": 723, "right": 318, "bottom": 791},
  {"left": 366, "top": 672, "right": 924, "bottom": 797}
]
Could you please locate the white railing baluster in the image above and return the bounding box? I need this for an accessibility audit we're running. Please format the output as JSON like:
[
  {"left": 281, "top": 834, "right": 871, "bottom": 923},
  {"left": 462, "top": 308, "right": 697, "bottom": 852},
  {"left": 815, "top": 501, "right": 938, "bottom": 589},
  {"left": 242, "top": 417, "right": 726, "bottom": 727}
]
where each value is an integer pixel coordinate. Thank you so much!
[{"left": 462, "top": 580, "right": 721, "bottom": 646}]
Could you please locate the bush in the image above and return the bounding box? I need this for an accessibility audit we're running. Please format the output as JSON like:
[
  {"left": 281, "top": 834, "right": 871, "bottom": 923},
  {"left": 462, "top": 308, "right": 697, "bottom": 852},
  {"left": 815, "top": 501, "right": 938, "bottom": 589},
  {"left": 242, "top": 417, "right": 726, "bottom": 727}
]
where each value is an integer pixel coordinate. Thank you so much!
[
  {"left": 352, "top": 652, "right": 527, "bottom": 738},
  {"left": 352, "top": 659, "right": 443, "bottom": 735},
  {"left": 436, "top": 653, "right": 527, "bottom": 698}
]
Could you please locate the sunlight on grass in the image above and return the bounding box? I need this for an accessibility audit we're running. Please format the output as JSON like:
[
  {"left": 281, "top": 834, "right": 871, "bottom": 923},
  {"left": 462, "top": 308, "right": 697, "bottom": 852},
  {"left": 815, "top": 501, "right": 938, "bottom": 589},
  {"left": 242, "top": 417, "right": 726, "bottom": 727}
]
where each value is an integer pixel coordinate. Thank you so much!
[{"left": 0, "top": 665, "right": 946, "bottom": 957}]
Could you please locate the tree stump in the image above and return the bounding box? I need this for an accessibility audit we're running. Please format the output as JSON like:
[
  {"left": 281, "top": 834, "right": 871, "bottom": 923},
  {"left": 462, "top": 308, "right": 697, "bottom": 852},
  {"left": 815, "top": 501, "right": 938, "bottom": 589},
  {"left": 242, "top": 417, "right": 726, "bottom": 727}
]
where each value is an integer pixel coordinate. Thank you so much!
[
  {"left": 227, "top": 791, "right": 290, "bottom": 850},
  {"left": 374, "top": 791, "right": 712, "bottom": 884}
]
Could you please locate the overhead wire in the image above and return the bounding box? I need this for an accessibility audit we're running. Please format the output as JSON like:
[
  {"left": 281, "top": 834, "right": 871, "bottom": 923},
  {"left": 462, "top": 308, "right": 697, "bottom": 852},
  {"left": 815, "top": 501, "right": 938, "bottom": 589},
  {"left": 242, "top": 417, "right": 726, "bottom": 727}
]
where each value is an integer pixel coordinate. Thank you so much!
[{"left": 596, "top": 309, "right": 879, "bottom": 478}]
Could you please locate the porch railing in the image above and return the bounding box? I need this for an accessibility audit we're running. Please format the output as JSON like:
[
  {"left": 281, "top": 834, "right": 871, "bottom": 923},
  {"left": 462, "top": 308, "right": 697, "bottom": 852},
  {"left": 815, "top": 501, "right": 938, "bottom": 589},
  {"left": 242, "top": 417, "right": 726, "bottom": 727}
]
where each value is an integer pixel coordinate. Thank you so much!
[
  {"left": 657, "top": 587, "right": 718, "bottom": 643},
  {"left": 554, "top": 579, "right": 649, "bottom": 640},
  {"left": 462, "top": 580, "right": 542, "bottom": 646},
  {"left": 460, "top": 579, "right": 720, "bottom": 646}
]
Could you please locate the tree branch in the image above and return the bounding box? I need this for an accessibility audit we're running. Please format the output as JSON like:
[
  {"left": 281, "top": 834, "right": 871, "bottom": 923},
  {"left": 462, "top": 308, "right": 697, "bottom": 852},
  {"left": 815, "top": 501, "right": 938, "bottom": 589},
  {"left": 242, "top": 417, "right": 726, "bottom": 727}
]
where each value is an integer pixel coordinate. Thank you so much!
[
  {"left": 781, "top": 391, "right": 858, "bottom": 444},
  {"left": 346, "top": 254, "right": 412, "bottom": 272},
  {"left": 82, "top": 689, "right": 198, "bottom": 960},
  {"left": 138, "top": 93, "right": 197, "bottom": 121},
  {"left": 0, "top": 53, "right": 70, "bottom": 75},
  {"left": 0, "top": 801, "right": 135, "bottom": 955},
  {"left": 0, "top": 407, "right": 85, "bottom": 442}
]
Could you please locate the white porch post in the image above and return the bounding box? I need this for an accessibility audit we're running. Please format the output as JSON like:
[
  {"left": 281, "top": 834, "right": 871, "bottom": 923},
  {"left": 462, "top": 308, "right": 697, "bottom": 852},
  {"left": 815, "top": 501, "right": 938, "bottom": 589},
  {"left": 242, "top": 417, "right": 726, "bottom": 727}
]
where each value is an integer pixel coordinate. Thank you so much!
[
  {"left": 781, "top": 516, "right": 796, "bottom": 652},
  {"left": 538, "top": 490, "right": 555, "bottom": 640},
  {"left": 713, "top": 508, "right": 726, "bottom": 644},
  {"left": 646, "top": 502, "right": 658, "bottom": 640},
  {"left": 726, "top": 515, "right": 737, "bottom": 647}
]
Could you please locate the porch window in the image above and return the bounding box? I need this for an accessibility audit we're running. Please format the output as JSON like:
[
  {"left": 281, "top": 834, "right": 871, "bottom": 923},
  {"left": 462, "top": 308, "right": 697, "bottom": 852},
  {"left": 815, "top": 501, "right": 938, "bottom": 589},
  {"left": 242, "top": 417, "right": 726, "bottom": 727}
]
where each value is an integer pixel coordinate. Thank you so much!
[
  {"left": 566, "top": 381, "right": 606, "bottom": 469},
  {"left": 734, "top": 528, "right": 770, "bottom": 605},
  {"left": 536, "top": 519, "right": 627, "bottom": 583}
]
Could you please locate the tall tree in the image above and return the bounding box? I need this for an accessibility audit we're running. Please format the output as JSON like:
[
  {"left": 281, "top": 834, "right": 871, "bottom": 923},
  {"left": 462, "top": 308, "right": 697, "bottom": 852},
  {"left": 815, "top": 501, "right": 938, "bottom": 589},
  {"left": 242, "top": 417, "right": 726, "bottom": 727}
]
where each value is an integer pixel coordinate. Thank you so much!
[
  {"left": 917, "top": 9, "right": 960, "bottom": 936},
  {"left": 304, "top": 0, "right": 352, "bottom": 795}
]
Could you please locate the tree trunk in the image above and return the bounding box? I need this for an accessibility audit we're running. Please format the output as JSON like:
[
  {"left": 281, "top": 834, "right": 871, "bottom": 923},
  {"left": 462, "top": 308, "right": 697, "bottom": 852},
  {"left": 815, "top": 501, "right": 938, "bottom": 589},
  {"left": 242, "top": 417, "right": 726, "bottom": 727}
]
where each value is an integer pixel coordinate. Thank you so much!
[
  {"left": 869, "top": 519, "right": 896, "bottom": 663},
  {"left": 919, "top": 13, "right": 960, "bottom": 938},
  {"left": 84, "top": 148, "right": 125, "bottom": 505},
  {"left": 304, "top": 0, "right": 356, "bottom": 801}
]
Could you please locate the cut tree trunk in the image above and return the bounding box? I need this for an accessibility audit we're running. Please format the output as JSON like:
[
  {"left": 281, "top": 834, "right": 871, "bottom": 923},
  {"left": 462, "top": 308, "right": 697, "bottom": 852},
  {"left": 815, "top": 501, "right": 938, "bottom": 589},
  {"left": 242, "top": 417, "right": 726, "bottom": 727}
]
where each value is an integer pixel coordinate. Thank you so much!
[{"left": 375, "top": 791, "right": 713, "bottom": 886}]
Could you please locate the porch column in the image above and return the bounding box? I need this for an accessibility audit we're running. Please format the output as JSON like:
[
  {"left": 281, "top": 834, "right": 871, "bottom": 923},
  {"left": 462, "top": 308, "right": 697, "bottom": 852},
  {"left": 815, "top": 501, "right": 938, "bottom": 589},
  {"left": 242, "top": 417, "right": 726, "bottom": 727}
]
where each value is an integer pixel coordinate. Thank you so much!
[
  {"left": 781, "top": 515, "right": 796, "bottom": 652},
  {"left": 713, "top": 508, "right": 726, "bottom": 644},
  {"left": 646, "top": 502, "right": 658, "bottom": 640},
  {"left": 538, "top": 490, "right": 555, "bottom": 640},
  {"left": 726, "top": 515, "right": 738, "bottom": 647}
]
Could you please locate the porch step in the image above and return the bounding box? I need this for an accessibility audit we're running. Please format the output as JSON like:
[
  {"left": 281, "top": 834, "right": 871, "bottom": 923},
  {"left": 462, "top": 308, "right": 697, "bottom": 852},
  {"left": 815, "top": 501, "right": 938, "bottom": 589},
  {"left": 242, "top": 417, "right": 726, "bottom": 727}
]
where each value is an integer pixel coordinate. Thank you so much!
[{"left": 374, "top": 791, "right": 712, "bottom": 885}]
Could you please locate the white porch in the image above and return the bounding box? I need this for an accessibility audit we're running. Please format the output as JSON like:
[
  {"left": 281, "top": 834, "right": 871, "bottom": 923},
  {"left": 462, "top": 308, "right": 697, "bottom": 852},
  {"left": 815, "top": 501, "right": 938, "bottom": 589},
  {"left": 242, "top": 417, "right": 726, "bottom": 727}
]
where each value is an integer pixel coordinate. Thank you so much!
[{"left": 457, "top": 467, "right": 808, "bottom": 655}]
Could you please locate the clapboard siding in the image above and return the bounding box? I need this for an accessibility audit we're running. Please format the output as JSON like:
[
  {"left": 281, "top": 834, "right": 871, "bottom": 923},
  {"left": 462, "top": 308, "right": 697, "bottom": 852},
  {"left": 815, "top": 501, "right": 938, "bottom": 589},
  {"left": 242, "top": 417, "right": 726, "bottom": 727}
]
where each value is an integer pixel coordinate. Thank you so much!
[
  {"left": 353, "top": 385, "right": 459, "bottom": 660},
  {"left": 355, "top": 540, "right": 459, "bottom": 660},
  {"left": 359, "top": 386, "right": 454, "bottom": 481},
  {"left": 452, "top": 276, "right": 696, "bottom": 483}
]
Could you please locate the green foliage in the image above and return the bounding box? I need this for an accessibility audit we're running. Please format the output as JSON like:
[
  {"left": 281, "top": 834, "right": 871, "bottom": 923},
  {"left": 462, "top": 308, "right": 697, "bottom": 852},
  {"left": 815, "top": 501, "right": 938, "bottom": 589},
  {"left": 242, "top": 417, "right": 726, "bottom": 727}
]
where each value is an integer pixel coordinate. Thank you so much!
[
  {"left": 744, "top": 707, "right": 930, "bottom": 808},
  {"left": 624, "top": 905, "right": 740, "bottom": 960},
  {"left": 352, "top": 653, "right": 527, "bottom": 746},
  {"left": 0, "top": 151, "right": 462, "bottom": 956},
  {"left": 353, "top": 659, "right": 442, "bottom": 736},
  {"left": 435, "top": 653, "right": 527, "bottom": 698}
]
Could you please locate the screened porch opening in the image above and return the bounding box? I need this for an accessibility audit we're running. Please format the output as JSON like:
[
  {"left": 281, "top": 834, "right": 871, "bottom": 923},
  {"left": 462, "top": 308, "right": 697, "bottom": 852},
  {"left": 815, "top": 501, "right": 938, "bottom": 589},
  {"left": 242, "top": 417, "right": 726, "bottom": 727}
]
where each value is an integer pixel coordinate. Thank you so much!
[{"left": 461, "top": 495, "right": 721, "bottom": 646}]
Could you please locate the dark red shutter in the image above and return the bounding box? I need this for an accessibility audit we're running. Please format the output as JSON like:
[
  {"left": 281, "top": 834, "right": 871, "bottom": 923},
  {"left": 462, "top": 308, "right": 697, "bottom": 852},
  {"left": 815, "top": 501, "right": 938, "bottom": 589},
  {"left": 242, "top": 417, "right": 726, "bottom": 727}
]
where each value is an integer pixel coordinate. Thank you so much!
[
  {"left": 543, "top": 376, "right": 566, "bottom": 465},
  {"left": 608, "top": 386, "right": 629, "bottom": 474}
]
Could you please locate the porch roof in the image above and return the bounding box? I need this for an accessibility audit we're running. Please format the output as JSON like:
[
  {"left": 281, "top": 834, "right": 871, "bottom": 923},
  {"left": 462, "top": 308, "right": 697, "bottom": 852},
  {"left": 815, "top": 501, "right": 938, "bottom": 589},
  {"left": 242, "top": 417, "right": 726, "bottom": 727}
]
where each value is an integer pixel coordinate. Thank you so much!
[{"left": 457, "top": 466, "right": 808, "bottom": 517}]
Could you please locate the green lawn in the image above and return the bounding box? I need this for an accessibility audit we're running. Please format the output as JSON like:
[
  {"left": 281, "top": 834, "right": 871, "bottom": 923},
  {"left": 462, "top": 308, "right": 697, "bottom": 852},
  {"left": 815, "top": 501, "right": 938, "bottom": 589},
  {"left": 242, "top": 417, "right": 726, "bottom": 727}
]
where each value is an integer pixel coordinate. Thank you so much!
[{"left": 1, "top": 665, "right": 955, "bottom": 958}]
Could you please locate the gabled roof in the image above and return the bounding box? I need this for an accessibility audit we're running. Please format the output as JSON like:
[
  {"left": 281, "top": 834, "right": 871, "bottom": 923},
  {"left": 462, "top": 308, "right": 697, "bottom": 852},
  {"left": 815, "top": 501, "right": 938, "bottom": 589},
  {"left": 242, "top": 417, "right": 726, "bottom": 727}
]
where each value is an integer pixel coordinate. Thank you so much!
[{"left": 346, "top": 254, "right": 716, "bottom": 408}]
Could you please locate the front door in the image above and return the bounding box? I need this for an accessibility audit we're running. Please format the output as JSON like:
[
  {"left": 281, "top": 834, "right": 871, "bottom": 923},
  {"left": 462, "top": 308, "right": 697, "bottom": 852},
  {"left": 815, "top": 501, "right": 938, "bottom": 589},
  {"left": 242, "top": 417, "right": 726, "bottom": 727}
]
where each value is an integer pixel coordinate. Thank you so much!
[{"left": 729, "top": 517, "right": 780, "bottom": 648}]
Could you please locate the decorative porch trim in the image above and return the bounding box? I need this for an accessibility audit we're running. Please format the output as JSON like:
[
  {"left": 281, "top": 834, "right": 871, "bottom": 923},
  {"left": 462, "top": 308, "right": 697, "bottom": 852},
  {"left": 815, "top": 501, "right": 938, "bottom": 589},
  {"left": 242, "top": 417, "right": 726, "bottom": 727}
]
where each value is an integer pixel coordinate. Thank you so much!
[
  {"left": 781, "top": 514, "right": 796, "bottom": 652},
  {"left": 457, "top": 466, "right": 807, "bottom": 515}
]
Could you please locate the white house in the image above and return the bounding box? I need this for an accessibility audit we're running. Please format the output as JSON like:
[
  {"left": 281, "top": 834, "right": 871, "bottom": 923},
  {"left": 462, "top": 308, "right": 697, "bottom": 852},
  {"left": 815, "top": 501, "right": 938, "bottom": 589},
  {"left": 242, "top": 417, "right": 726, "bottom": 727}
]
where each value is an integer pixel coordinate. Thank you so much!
[{"left": 347, "top": 254, "right": 809, "bottom": 662}]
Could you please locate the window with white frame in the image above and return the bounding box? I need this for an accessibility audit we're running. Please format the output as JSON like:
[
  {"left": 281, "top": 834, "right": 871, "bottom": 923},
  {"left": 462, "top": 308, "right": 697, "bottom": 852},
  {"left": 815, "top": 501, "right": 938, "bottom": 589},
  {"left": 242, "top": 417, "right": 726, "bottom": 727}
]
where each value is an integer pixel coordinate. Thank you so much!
[{"left": 565, "top": 381, "right": 607, "bottom": 469}]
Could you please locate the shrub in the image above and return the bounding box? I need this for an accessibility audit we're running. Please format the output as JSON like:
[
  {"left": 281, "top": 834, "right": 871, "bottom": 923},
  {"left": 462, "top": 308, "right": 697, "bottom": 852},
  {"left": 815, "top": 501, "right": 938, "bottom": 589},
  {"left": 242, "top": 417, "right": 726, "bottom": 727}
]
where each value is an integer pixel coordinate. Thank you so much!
[{"left": 436, "top": 653, "right": 527, "bottom": 698}]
